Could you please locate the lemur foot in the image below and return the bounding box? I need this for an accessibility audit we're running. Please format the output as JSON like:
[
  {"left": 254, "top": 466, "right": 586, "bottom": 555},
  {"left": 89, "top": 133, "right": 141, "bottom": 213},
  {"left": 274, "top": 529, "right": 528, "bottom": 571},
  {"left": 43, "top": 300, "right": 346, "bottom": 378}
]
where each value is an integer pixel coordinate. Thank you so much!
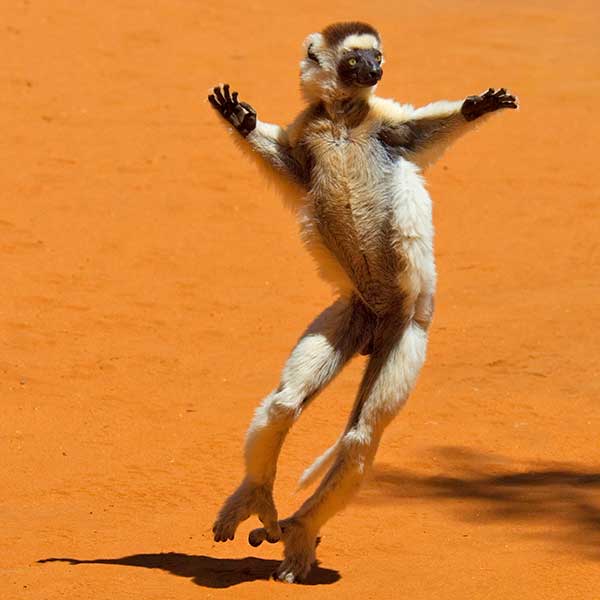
[
  {"left": 461, "top": 88, "right": 518, "bottom": 121},
  {"left": 208, "top": 84, "right": 257, "bottom": 136},
  {"left": 271, "top": 518, "right": 319, "bottom": 584},
  {"left": 212, "top": 478, "right": 280, "bottom": 542}
]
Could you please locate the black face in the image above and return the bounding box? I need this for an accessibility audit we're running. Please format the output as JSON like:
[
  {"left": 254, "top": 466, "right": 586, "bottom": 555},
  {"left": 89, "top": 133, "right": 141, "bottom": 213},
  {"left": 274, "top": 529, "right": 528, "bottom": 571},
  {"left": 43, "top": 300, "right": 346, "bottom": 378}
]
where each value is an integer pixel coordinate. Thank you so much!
[{"left": 337, "top": 49, "right": 383, "bottom": 87}]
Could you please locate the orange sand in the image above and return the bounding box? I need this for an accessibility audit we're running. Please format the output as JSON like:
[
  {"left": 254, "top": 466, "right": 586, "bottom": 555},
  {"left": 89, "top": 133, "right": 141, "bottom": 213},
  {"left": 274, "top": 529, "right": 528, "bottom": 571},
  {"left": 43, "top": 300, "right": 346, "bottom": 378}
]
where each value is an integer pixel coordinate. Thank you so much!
[{"left": 3, "top": 1, "right": 600, "bottom": 598}]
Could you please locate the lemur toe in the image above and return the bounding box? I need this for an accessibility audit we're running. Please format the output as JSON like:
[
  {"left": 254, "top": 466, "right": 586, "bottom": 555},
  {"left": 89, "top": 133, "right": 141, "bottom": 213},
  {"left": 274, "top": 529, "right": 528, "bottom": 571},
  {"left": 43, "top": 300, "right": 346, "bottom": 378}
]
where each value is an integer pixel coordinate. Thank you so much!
[{"left": 248, "top": 527, "right": 267, "bottom": 547}]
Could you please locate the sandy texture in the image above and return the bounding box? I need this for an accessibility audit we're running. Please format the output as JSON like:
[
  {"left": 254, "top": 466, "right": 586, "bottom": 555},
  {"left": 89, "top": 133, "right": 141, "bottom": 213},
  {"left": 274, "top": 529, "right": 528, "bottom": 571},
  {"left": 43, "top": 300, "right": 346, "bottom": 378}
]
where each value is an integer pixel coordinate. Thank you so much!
[{"left": 2, "top": 1, "right": 600, "bottom": 598}]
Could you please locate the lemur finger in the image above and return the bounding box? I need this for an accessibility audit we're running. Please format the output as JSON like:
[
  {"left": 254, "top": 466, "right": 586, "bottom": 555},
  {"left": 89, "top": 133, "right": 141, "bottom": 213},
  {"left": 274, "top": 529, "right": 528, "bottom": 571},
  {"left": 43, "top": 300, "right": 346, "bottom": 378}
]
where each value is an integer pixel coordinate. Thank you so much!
[
  {"left": 223, "top": 84, "right": 232, "bottom": 103},
  {"left": 232, "top": 91, "right": 239, "bottom": 105},
  {"left": 213, "top": 86, "right": 226, "bottom": 106},
  {"left": 208, "top": 94, "right": 222, "bottom": 111}
]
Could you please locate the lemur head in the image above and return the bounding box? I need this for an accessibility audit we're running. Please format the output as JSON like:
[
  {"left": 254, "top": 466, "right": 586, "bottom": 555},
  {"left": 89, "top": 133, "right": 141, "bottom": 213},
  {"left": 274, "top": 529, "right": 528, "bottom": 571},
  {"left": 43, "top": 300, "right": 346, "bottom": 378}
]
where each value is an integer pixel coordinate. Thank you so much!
[{"left": 300, "top": 22, "right": 383, "bottom": 104}]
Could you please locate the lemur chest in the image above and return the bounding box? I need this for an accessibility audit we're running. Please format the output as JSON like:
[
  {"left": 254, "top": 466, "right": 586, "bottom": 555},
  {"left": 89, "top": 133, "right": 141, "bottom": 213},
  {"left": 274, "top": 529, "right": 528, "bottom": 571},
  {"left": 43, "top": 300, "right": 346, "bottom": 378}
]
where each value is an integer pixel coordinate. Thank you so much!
[
  {"left": 297, "top": 121, "right": 435, "bottom": 301},
  {"left": 305, "top": 126, "right": 390, "bottom": 226},
  {"left": 303, "top": 125, "right": 431, "bottom": 241}
]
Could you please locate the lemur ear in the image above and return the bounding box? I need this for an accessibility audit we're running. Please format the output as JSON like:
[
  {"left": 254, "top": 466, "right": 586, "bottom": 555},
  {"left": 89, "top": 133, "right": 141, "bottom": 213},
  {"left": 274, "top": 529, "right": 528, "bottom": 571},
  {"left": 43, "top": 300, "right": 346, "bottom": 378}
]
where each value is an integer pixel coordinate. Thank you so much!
[
  {"left": 303, "top": 33, "right": 324, "bottom": 67},
  {"left": 307, "top": 44, "right": 320, "bottom": 64},
  {"left": 303, "top": 32, "right": 324, "bottom": 51}
]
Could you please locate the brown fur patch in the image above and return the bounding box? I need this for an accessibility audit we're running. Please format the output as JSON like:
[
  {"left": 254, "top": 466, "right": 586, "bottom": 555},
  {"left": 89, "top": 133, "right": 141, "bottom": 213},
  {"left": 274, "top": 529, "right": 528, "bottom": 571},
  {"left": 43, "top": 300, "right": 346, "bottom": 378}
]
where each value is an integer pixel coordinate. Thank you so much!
[{"left": 321, "top": 22, "right": 380, "bottom": 48}]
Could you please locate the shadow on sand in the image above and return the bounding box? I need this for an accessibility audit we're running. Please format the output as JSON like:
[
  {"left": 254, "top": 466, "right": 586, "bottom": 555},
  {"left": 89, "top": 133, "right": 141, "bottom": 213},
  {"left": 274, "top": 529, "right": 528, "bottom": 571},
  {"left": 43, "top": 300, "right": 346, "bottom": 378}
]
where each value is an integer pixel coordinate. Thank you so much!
[
  {"left": 362, "top": 446, "right": 600, "bottom": 559},
  {"left": 37, "top": 553, "right": 340, "bottom": 588}
]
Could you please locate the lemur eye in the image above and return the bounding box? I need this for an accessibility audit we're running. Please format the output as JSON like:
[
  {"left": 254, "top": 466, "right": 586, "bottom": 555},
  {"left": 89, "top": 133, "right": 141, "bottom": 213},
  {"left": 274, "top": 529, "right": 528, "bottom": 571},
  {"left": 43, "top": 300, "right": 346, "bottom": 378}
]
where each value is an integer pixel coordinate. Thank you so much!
[
  {"left": 348, "top": 57, "right": 357, "bottom": 66},
  {"left": 376, "top": 53, "right": 382, "bottom": 62}
]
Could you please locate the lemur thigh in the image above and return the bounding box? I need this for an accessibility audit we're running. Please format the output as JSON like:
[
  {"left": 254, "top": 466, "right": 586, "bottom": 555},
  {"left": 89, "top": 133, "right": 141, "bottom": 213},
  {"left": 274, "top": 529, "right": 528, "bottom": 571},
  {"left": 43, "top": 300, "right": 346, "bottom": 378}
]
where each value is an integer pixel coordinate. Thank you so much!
[{"left": 212, "top": 296, "right": 373, "bottom": 543}]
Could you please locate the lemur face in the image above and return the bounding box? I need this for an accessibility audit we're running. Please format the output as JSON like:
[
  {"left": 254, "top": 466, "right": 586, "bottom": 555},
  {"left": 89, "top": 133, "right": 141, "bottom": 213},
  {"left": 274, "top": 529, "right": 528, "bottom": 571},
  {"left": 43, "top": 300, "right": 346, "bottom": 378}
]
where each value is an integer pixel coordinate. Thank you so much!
[
  {"left": 337, "top": 47, "right": 383, "bottom": 87},
  {"left": 300, "top": 22, "right": 384, "bottom": 103}
]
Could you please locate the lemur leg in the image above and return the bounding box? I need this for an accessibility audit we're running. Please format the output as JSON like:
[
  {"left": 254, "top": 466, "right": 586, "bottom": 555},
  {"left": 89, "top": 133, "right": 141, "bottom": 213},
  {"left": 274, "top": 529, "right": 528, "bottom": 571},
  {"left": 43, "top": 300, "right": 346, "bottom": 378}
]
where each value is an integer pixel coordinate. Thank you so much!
[
  {"left": 212, "top": 296, "right": 374, "bottom": 544},
  {"left": 265, "top": 302, "right": 431, "bottom": 583}
]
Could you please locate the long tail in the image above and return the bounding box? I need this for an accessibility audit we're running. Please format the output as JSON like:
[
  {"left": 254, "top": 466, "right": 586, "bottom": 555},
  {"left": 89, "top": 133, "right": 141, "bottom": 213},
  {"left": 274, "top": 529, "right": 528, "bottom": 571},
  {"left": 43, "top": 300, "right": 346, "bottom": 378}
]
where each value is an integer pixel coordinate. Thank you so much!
[
  {"left": 297, "top": 436, "right": 343, "bottom": 490},
  {"left": 296, "top": 366, "right": 374, "bottom": 491}
]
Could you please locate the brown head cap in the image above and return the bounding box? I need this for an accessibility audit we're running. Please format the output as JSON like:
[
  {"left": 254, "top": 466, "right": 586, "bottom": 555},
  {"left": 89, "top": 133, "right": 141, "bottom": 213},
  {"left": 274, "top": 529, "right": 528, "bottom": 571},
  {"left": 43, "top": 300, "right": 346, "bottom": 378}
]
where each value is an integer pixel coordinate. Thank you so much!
[{"left": 321, "top": 22, "right": 380, "bottom": 48}]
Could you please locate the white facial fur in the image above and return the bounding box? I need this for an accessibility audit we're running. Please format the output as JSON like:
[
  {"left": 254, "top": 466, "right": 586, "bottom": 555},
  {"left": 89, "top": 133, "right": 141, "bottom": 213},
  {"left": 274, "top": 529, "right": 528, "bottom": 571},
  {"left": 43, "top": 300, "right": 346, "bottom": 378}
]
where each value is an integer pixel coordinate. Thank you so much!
[{"left": 341, "top": 33, "right": 380, "bottom": 51}]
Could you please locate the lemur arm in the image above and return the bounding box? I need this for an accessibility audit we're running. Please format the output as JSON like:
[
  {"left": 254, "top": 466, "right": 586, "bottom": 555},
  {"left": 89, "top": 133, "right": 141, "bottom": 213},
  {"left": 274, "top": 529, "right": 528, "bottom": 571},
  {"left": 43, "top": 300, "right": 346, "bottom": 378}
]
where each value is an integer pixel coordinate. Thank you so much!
[
  {"left": 378, "top": 88, "right": 517, "bottom": 169},
  {"left": 209, "top": 85, "right": 308, "bottom": 196}
]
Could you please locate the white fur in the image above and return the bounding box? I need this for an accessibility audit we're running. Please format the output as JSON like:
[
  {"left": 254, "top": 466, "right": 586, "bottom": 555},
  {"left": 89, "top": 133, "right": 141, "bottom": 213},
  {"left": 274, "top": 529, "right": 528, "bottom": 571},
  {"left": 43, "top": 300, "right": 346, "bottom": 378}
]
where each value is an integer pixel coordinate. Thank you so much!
[
  {"left": 230, "top": 120, "right": 305, "bottom": 211},
  {"left": 389, "top": 159, "right": 436, "bottom": 300},
  {"left": 297, "top": 434, "right": 342, "bottom": 489},
  {"left": 342, "top": 33, "right": 379, "bottom": 50}
]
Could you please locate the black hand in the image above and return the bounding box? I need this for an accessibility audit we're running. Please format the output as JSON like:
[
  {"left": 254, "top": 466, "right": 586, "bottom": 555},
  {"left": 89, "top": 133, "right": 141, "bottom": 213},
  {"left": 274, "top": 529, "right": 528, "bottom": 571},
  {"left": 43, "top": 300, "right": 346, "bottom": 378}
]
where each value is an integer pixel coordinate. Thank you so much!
[
  {"left": 462, "top": 88, "right": 518, "bottom": 122},
  {"left": 208, "top": 84, "right": 257, "bottom": 136}
]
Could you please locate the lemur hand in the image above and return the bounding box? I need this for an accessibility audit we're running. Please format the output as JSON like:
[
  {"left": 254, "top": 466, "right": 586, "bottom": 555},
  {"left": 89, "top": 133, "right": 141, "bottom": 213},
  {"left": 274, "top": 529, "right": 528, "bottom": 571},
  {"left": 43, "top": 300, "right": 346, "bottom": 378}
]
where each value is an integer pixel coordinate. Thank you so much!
[
  {"left": 461, "top": 88, "right": 518, "bottom": 122},
  {"left": 208, "top": 84, "right": 257, "bottom": 137}
]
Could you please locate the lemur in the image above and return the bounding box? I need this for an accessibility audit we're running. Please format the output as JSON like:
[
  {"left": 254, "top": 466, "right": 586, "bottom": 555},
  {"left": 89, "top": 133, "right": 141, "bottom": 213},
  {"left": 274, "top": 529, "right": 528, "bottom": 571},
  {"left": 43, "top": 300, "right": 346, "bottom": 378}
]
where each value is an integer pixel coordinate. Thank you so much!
[{"left": 208, "top": 21, "right": 517, "bottom": 583}]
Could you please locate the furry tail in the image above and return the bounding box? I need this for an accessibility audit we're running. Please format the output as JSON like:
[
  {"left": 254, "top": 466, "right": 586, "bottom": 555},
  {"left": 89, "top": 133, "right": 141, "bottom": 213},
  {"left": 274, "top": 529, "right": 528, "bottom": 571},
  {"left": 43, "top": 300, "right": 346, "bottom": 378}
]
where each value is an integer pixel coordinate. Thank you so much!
[
  {"left": 296, "top": 384, "right": 368, "bottom": 490},
  {"left": 297, "top": 340, "right": 385, "bottom": 491},
  {"left": 297, "top": 437, "right": 342, "bottom": 490}
]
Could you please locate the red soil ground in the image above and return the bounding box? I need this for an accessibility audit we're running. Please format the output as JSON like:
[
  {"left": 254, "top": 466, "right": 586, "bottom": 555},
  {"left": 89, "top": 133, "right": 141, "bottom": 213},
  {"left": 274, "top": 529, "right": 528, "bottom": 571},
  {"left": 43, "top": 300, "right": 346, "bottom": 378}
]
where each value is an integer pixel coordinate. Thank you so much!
[{"left": 2, "top": 1, "right": 600, "bottom": 598}]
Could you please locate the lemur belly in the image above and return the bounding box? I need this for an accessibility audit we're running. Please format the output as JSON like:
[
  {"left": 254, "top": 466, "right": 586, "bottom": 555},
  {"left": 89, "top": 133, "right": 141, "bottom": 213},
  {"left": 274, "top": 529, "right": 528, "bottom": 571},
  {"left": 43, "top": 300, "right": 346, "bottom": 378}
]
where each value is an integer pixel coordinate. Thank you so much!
[{"left": 302, "top": 124, "right": 435, "bottom": 313}]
